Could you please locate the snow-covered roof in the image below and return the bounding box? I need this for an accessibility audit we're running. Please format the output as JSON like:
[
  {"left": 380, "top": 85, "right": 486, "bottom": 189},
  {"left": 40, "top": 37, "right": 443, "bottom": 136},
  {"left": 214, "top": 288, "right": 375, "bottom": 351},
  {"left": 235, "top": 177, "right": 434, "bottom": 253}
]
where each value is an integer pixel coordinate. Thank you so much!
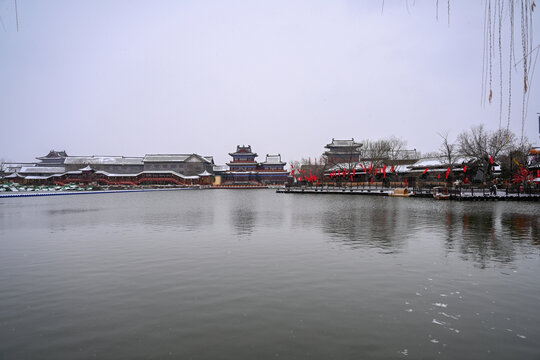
[
  {"left": 226, "top": 161, "right": 257, "bottom": 165},
  {"left": 94, "top": 170, "right": 200, "bottom": 179},
  {"left": 408, "top": 158, "right": 446, "bottom": 168},
  {"left": 64, "top": 156, "right": 143, "bottom": 165},
  {"left": 325, "top": 138, "right": 362, "bottom": 147},
  {"left": 36, "top": 150, "right": 68, "bottom": 160},
  {"left": 229, "top": 145, "right": 257, "bottom": 156},
  {"left": 408, "top": 156, "right": 491, "bottom": 169},
  {"left": 3, "top": 162, "right": 35, "bottom": 168},
  {"left": 143, "top": 154, "right": 212, "bottom": 163},
  {"left": 5, "top": 173, "right": 24, "bottom": 178},
  {"left": 19, "top": 166, "right": 65, "bottom": 174},
  {"left": 198, "top": 170, "right": 212, "bottom": 176},
  {"left": 263, "top": 154, "right": 285, "bottom": 164},
  {"left": 24, "top": 175, "right": 52, "bottom": 180},
  {"left": 213, "top": 165, "right": 229, "bottom": 172},
  {"left": 325, "top": 163, "right": 408, "bottom": 174},
  {"left": 80, "top": 165, "right": 93, "bottom": 171}
]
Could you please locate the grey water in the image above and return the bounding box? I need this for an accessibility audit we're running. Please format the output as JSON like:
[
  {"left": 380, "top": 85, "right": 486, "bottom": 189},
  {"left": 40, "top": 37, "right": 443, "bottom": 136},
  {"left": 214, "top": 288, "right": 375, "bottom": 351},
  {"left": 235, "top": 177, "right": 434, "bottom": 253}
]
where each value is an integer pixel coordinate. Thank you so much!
[{"left": 0, "top": 189, "right": 539, "bottom": 360}]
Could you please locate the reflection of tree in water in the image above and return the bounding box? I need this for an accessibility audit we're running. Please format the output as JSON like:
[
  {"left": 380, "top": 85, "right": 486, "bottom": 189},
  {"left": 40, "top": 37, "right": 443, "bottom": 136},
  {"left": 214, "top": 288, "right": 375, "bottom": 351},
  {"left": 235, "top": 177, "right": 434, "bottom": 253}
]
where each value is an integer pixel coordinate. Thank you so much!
[
  {"left": 320, "top": 200, "right": 406, "bottom": 251},
  {"left": 446, "top": 210, "right": 539, "bottom": 268}
]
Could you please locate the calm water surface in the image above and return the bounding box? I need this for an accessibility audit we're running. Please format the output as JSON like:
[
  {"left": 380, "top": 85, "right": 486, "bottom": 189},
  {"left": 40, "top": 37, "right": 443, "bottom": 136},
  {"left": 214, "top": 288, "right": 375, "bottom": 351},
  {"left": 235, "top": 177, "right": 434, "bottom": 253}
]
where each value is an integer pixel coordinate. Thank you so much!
[{"left": 0, "top": 189, "right": 539, "bottom": 359}]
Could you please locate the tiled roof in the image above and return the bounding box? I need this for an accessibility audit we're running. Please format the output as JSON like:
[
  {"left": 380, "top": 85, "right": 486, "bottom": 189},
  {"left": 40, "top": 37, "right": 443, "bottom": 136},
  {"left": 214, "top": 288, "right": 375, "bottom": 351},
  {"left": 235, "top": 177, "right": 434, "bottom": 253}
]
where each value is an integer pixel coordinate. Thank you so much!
[
  {"left": 65, "top": 156, "right": 143, "bottom": 165},
  {"left": 326, "top": 138, "right": 362, "bottom": 147},
  {"left": 36, "top": 150, "right": 68, "bottom": 159},
  {"left": 143, "top": 154, "right": 212, "bottom": 163},
  {"left": 263, "top": 154, "right": 285, "bottom": 164},
  {"left": 19, "top": 166, "right": 65, "bottom": 174},
  {"left": 229, "top": 145, "right": 257, "bottom": 156}
]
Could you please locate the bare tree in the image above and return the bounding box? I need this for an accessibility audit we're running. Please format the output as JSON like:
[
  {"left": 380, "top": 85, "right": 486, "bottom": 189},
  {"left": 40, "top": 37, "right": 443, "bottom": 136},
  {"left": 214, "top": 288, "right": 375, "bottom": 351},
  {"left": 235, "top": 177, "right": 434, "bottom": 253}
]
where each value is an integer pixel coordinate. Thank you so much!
[
  {"left": 437, "top": 131, "right": 458, "bottom": 164},
  {"left": 360, "top": 137, "right": 409, "bottom": 167},
  {"left": 437, "top": 131, "right": 459, "bottom": 185},
  {"left": 457, "top": 124, "right": 516, "bottom": 183},
  {"left": 0, "top": 158, "right": 5, "bottom": 179}
]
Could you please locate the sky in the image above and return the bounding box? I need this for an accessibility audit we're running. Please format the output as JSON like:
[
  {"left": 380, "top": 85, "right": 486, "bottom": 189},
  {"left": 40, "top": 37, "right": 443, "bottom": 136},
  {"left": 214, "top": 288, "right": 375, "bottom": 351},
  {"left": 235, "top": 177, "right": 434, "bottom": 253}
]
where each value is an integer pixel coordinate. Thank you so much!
[{"left": 1, "top": 0, "right": 539, "bottom": 165}]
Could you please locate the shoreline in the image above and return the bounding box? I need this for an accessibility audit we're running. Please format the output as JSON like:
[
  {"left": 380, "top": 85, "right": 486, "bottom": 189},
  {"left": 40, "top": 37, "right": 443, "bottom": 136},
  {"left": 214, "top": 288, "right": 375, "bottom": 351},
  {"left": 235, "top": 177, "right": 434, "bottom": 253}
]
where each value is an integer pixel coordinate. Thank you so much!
[
  {"left": 277, "top": 186, "right": 540, "bottom": 201},
  {"left": 0, "top": 187, "right": 203, "bottom": 198}
]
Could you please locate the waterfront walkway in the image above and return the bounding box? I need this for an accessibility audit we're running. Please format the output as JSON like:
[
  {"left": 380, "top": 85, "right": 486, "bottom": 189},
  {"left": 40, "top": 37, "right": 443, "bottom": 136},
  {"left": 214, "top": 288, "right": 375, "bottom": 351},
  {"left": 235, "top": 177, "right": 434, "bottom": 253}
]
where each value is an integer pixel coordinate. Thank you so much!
[{"left": 277, "top": 186, "right": 540, "bottom": 201}]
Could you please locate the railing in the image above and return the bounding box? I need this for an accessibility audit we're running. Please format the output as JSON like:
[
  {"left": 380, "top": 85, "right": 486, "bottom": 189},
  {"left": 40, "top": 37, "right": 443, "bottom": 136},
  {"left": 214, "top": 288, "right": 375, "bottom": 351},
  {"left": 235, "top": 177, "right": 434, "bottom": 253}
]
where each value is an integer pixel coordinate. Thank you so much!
[{"left": 285, "top": 183, "right": 540, "bottom": 197}]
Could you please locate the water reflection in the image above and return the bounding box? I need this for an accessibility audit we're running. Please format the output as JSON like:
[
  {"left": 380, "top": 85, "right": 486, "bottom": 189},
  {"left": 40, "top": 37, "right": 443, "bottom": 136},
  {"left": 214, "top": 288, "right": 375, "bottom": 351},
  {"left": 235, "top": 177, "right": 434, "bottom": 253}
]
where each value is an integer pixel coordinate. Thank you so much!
[
  {"left": 321, "top": 203, "right": 406, "bottom": 251},
  {"left": 445, "top": 207, "right": 539, "bottom": 268},
  {"left": 228, "top": 191, "right": 258, "bottom": 236},
  {"left": 292, "top": 196, "right": 539, "bottom": 266},
  {"left": 231, "top": 208, "right": 256, "bottom": 236},
  {"left": 287, "top": 198, "right": 409, "bottom": 251}
]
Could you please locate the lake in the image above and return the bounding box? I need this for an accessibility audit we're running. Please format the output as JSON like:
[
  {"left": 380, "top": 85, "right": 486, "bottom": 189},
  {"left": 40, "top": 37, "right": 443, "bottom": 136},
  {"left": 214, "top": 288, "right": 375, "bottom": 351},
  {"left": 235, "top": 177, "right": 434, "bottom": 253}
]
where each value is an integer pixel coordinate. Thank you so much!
[{"left": 0, "top": 189, "right": 539, "bottom": 359}]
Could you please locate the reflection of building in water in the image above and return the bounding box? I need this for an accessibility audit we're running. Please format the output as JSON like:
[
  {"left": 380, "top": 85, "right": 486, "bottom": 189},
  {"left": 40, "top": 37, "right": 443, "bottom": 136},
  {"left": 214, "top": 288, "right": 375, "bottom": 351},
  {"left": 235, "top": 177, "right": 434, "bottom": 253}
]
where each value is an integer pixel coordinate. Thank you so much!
[
  {"left": 232, "top": 208, "right": 257, "bottom": 236},
  {"left": 224, "top": 145, "right": 288, "bottom": 185}
]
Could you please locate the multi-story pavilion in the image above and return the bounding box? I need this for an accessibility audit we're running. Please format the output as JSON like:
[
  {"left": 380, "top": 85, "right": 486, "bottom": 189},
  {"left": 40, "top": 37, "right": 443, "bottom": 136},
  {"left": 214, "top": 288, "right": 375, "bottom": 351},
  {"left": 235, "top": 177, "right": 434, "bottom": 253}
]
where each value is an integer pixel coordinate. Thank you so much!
[
  {"left": 227, "top": 146, "right": 258, "bottom": 172},
  {"left": 324, "top": 138, "right": 363, "bottom": 165},
  {"left": 36, "top": 150, "right": 68, "bottom": 166},
  {"left": 259, "top": 154, "right": 288, "bottom": 184},
  {"left": 225, "top": 146, "right": 288, "bottom": 185}
]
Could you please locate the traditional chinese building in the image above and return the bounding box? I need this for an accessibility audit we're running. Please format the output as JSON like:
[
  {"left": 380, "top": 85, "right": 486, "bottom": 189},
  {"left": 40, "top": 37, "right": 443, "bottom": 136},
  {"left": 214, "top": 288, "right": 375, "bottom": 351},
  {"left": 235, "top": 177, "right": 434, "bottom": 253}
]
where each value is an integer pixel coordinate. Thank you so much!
[
  {"left": 324, "top": 138, "right": 363, "bottom": 165},
  {"left": 36, "top": 150, "right": 68, "bottom": 166},
  {"left": 4, "top": 150, "right": 215, "bottom": 187},
  {"left": 224, "top": 145, "right": 288, "bottom": 185},
  {"left": 259, "top": 154, "right": 288, "bottom": 184}
]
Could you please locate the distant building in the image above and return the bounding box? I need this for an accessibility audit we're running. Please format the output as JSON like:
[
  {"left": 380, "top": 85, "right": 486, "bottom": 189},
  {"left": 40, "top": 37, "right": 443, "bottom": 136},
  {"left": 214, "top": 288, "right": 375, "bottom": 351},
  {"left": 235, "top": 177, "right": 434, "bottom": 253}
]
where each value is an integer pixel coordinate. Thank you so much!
[
  {"left": 3, "top": 150, "right": 216, "bottom": 187},
  {"left": 2, "top": 162, "right": 36, "bottom": 175},
  {"left": 224, "top": 145, "right": 288, "bottom": 185},
  {"left": 324, "top": 138, "right": 363, "bottom": 165},
  {"left": 36, "top": 150, "right": 68, "bottom": 166},
  {"left": 65, "top": 156, "right": 144, "bottom": 174},
  {"left": 259, "top": 154, "right": 288, "bottom": 184},
  {"left": 227, "top": 145, "right": 259, "bottom": 172},
  {"left": 144, "top": 154, "right": 214, "bottom": 176}
]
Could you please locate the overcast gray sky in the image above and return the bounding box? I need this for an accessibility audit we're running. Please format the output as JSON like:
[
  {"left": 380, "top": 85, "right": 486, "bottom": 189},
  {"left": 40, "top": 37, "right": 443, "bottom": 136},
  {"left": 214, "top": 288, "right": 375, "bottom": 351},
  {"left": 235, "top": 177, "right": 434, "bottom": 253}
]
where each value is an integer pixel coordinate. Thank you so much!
[{"left": 1, "top": 1, "right": 539, "bottom": 165}]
